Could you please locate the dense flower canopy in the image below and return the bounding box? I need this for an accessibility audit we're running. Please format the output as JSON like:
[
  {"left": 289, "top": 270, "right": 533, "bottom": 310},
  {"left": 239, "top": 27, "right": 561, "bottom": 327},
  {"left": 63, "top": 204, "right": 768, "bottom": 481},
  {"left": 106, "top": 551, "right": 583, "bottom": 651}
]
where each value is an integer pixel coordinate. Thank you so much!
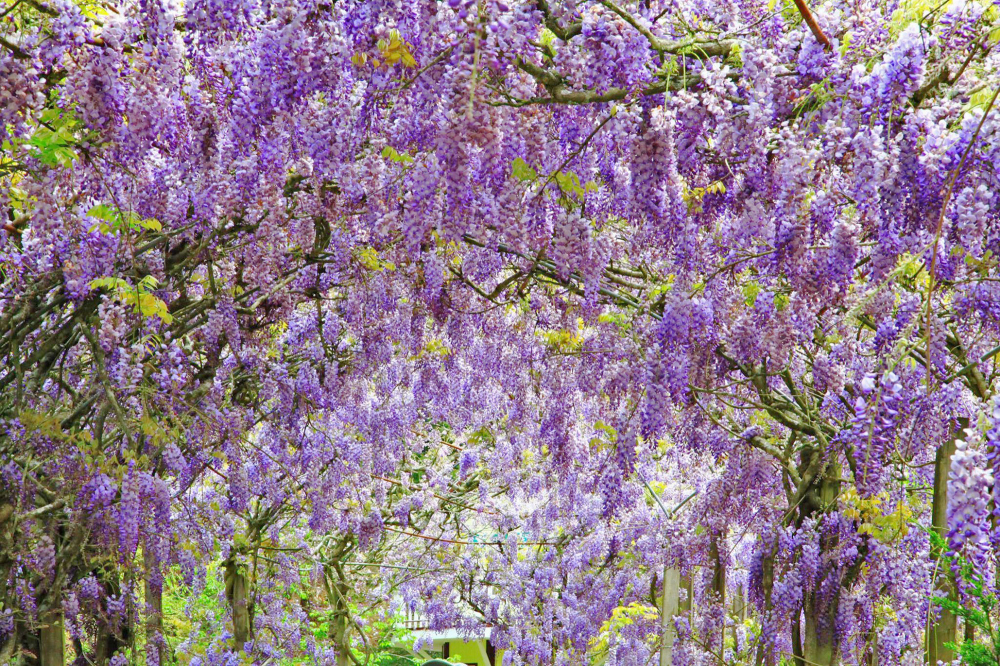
[{"left": 2, "top": 0, "right": 1000, "bottom": 665}]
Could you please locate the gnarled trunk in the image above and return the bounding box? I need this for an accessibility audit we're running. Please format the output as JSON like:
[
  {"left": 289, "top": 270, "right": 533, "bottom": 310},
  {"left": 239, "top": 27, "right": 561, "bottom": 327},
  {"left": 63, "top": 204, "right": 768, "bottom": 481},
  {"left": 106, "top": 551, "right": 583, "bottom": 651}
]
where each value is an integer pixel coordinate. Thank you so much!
[
  {"left": 92, "top": 628, "right": 126, "bottom": 666},
  {"left": 331, "top": 607, "right": 351, "bottom": 666},
  {"left": 87, "top": 569, "right": 129, "bottom": 666},
  {"left": 323, "top": 563, "right": 352, "bottom": 666},
  {"left": 224, "top": 559, "right": 251, "bottom": 651},
  {"left": 800, "top": 460, "right": 842, "bottom": 666},
  {"left": 802, "top": 600, "right": 838, "bottom": 666}
]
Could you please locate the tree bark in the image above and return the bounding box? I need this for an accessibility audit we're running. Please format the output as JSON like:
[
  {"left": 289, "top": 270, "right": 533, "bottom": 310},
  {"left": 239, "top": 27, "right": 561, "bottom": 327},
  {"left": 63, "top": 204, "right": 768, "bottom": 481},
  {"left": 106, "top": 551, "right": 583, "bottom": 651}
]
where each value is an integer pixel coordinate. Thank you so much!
[
  {"left": 927, "top": 421, "right": 964, "bottom": 665},
  {"left": 801, "top": 462, "right": 841, "bottom": 666},
  {"left": 0, "top": 630, "right": 16, "bottom": 666},
  {"left": 754, "top": 538, "right": 778, "bottom": 666},
  {"left": 791, "top": 613, "right": 804, "bottom": 666},
  {"left": 93, "top": 570, "right": 129, "bottom": 666},
  {"left": 679, "top": 573, "right": 693, "bottom": 614},
  {"left": 145, "top": 549, "right": 165, "bottom": 666},
  {"left": 38, "top": 607, "right": 64, "bottom": 666},
  {"left": 224, "top": 559, "right": 251, "bottom": 652},
  {"left": 802, "top": 602, "right": 837, "bottom": 666},
  {"left": 731, "top": 584, "right": 745, "bottom": 648},
  {"left": 92, "top": 633, "right": 113, "bottom": 666},
  {"left": 733, "top": 584, "right": 746, "bottom": 622},
  {"left": 331, "top": 609, "right": 350, "bottom": 666},
  {"left": 92, "top": 628, "right": 126, "bottom": 666},
  {"left": 323, "top": 562, "right": 352, "bottom": 666},
  {"left": 710, "top": 536, "right": 726, "bottom": 607},
  {"left": 709, "top": 536, "right": 726, "bottom": 660}
]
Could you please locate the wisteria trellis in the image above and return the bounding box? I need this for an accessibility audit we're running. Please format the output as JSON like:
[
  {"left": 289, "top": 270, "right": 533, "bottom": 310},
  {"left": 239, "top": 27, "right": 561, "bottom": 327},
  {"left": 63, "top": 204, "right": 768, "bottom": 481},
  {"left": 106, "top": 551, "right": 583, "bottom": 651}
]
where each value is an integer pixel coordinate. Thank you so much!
[{"left": 2, "top": 0, "right": 1000, "bottom": 665}]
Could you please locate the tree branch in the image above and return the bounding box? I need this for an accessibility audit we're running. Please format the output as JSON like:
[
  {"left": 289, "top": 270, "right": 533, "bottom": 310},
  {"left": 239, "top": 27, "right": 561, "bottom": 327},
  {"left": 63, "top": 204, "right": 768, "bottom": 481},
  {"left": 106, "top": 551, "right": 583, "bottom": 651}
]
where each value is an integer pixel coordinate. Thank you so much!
[
  {"left": 791, "top": 0, "right": 832, "bottom": 51},
  {"left": 599, "top": 0, "right": 736, "bottom": 57}
]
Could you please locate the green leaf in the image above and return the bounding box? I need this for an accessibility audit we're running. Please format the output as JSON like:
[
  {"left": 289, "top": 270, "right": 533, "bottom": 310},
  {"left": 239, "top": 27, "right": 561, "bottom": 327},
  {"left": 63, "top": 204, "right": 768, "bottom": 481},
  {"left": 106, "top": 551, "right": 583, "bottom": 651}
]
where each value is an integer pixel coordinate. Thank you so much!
[
  {"left": 28, "top": 127, "right": 78, "bottom": 166},
  {"left": 554, "top": 171, "right": 585, "bottom": 197},
  {"left": 87, "top": 204, "right": 117, "bottom": 222},
  {"left": 87, "top": 204, "right": 162, "bottom": 234},
  {"left": 956, "top": 642, "right": 995, "bottom": 666},
  {"left": 88, "top": 276, "right": 173, "bottom": 323},
  {"left": 839, "top": 30, "right": 853, "bottom": 56},
  {"left": 511, "top": 157, "right": 538, "bottom": 182},
  {"left": 89, "top": 276, "right": 129, "bottom": 291},
  {"left": 966, "top": 87, "right": 998, "bottom": 115},
  {"left": 137, "top": 292, "right": 174, "bottom": 323},
  {"left": 742, "top": 281, "right": 761, "bottom": 306},
  {"left": 52, "top": 147, "right": 78, "bottom": 167},
  {"left": 381, "top": 146, "right": 413, "bottom": 164},
  {"left": 29, "top": 128, "right": 57, "bottom": 150},
  {"left": 40, "top": 108, "right": 62, "bottom": 124}
]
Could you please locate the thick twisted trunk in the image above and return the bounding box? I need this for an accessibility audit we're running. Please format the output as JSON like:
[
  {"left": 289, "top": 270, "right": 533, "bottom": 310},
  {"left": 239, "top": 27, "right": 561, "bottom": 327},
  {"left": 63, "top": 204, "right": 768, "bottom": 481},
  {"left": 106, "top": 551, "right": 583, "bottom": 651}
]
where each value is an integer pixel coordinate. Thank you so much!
[
  {"left": 323, "top": 562, "right": 352, "bottom": 666},
  {"left": 224, "top": 559, "right": 252, "bottom": 651},
  {"left": 800, "top": 459, "right": 842, "bottom": 666},
  {"left": 93, "top": 570, "right": 130, "bottom": 666},
  {"left": 332, "top": 607, "right": 351, "bottom": 666},
  {"left": 92, "top": 628, "right": 126, "bottom": 666},
  {"left": 802, "top": 601, "right": 838, "bottom": 666}
]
